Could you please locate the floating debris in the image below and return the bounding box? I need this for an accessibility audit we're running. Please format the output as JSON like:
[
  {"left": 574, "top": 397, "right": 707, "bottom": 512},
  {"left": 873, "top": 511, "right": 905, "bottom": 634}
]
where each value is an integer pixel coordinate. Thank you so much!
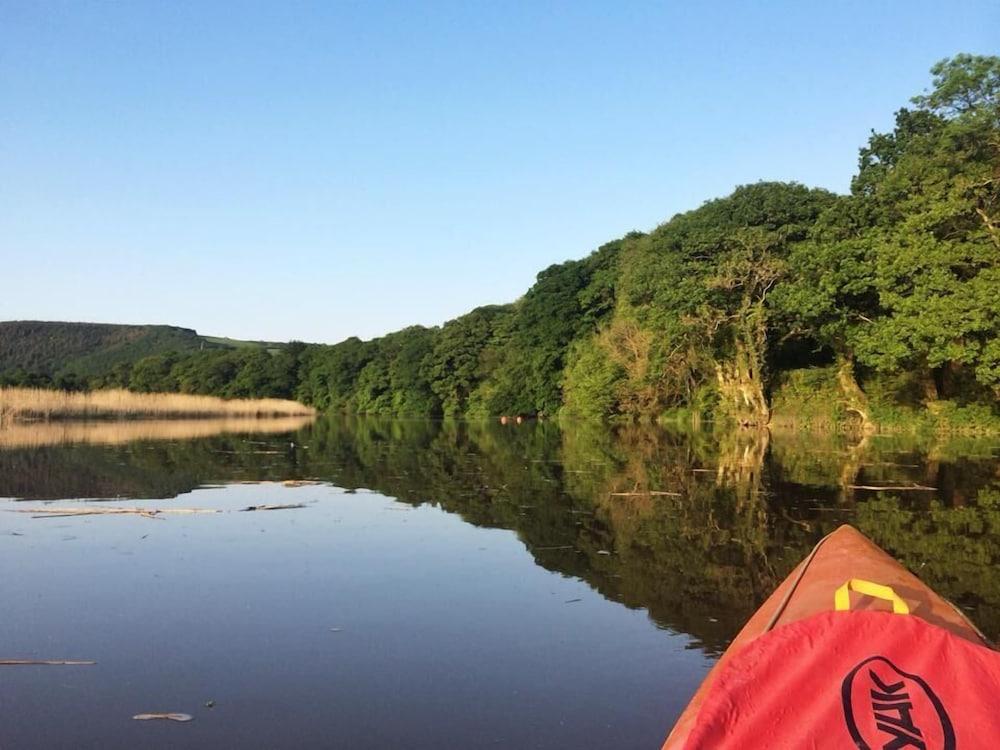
[
  {"left": 132, "top": 713, "right": 193, "bottom": 722},
  {"left": 564, "top": 598, "right": 582, "bottom": 604},
  {"left": 847, "top": 484, "right": 937, "bottom": 491},
  {"left": 0, "top": 659, "right": 95, "bottom": 666},
  {"left": 609, "top": 491, "right": 682, "bottom": 497},
  {"left": 204, "top": 700, "right": 216, "bottom": 709},
  {"left": 329, "top": 627, "right": 344, "bottom": 633},
  {"left": 9, "top": 507, "right": 219, "bottom": 520},
  {"left": 240, "top": 503, "right": 307, "bottom": 512}
]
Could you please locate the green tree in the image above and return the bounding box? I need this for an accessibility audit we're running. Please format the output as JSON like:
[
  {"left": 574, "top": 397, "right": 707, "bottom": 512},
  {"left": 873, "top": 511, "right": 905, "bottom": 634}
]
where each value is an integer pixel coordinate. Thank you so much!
[
  {"left": 620, "top": 182, "right": 835, "bottom": 423},
  {"left": 851, "top": 55, "right": 1000, "bottom": 399},
  {"left": 387, "top": 327, "right": 440, "bottom": 415},
  {"left": 426, "top": 306, "right": 510, "bottom": 416},
  {"left": 561, "top": 334, "right": 625, "bottom": 419},
  {"left": 129, "top": 353, "right": 180, "bottom": 393},
  {"left": 297, "top": 337, "right": 375, "bottom": 410}
]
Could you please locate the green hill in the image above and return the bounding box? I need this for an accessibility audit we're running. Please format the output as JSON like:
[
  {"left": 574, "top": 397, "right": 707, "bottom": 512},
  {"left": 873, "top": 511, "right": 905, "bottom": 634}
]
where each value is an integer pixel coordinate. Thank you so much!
[{"left": 0, "top": 321, "right": 271, "bottom": 379}]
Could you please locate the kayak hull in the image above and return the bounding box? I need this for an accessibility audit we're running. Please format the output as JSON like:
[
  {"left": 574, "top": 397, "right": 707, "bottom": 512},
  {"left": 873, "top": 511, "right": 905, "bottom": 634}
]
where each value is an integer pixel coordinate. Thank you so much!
[{"left": 662, "top": 524, "right": 989, "bottom": 749}]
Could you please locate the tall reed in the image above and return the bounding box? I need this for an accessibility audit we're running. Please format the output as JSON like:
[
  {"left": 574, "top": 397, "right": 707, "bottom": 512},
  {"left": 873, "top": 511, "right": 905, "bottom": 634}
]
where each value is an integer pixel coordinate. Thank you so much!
[{"left": 0, "top": 387, "right": 315, "bottom": 423}]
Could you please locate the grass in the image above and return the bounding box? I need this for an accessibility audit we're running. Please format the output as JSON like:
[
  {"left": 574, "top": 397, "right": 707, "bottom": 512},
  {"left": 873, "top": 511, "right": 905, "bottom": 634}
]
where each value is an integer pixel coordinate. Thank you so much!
[
  {"left": 0, "top": 387, "right": 315, "bottom": 423},
  {"left": 200, "top": 335, "right": 283, "bottom": 352}
]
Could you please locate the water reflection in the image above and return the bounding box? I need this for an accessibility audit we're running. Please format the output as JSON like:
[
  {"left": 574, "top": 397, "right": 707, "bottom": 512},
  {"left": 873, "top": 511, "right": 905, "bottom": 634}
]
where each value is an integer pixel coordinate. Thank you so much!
[
  {"left": 0, "top": 415, "right": 315, "bottom": 448},
  {"left": 2, "top": 416, "right": 999, "bottom": 650}
]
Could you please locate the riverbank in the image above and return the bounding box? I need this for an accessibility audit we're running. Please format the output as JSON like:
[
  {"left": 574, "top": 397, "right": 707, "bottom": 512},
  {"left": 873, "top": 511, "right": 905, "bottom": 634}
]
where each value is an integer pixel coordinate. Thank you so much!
[
  {"left": 0, "top": 387, "right": 315, "bottom": 423},
  {"left": 767, "top": 367, "right": 1000, "bottom": 436}
]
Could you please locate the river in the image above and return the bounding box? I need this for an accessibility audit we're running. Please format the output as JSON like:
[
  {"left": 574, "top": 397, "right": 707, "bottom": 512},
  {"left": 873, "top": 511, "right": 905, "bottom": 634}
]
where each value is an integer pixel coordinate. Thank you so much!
[{"left": 1, "top": 416, "right": 998, "bottom": 748}]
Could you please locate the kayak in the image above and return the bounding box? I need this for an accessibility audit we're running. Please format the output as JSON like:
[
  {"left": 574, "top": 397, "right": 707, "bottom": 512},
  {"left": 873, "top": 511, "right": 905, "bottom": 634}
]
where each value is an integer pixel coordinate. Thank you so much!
[{"left": 662, "top": 524, "right": 999, "bottom": 749}]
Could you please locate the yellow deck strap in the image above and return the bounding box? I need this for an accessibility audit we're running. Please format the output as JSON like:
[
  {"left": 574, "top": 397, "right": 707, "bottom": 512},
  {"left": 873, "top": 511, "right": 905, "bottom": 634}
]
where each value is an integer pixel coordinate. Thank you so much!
[{"left": 834, "top": 579, "right": 909, "bottom": 614}]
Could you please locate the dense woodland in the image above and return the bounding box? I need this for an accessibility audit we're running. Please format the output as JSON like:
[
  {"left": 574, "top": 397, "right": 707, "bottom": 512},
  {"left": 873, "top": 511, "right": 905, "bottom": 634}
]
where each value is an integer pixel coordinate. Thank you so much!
[
  {"left": 3, "top": 56, "right": 999, "bottom": 429},
  {"left": 0, "top": 322, "right": 213, "bottom": 387}
]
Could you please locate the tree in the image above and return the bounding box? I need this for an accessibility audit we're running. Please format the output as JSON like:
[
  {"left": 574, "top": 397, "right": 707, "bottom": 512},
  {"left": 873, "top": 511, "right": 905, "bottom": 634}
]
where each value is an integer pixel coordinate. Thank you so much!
[
  {"left": 487, "top": 260, "right": 590, "bottom": 415},
  {"left": 619, "top": 182, "right": 836, "bottom": 423},
  {"left": 129, "top": 353, "right": 180, "bottom": 393},
  {"left": 486, "top": 240, "right": 623, "bottom": 417},
  {"left": 771, "top": 196, "right": 879, "bottom": 421},
  {"left": 561, "top": 333, "right": 625, "bottom": 419},
  {"left": 850, "top": 55, "right": 1000, "bottom": 398},
  {"left": 426, "top": 306, "right": 510, "bottom": 416},
  {"left": 387, "top": 327, "right": 440, "bottom": 415},
  {"left": 171, "top": 351, "right": 240, "bottom": 395},
  {"left": 296, "top": 338, "right": 375, "bottom": 410}
]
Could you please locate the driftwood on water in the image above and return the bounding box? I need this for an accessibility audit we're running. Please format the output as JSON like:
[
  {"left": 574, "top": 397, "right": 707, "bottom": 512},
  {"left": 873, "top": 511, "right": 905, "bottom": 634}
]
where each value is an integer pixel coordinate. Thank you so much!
[
  {"left": 7, "top": 507, "right": 220, "bottom": 520},
  {"left": 7, "top": 504, "right": 309, "bottom": 519},
  {"left": 847, "top": 484, "right": 938, "bottom": 491},
  {"left": 609, "top": 490, "right": 682, "bottom": 497},
  {"left": 133, "top": 713, "right": 193, "bottom": 722},
  {"left": 0, "top": 659, "right": 95, "bottom": 666},
  {"left": 240, "top": 503, "right": 307, "bottom": 512}
]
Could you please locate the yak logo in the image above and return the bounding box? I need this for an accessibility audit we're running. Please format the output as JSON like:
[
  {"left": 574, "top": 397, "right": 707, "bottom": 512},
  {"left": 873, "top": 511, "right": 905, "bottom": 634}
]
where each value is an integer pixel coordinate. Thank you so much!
[{"left": 841, "top": 656, "right": 955, "bottom": 750}]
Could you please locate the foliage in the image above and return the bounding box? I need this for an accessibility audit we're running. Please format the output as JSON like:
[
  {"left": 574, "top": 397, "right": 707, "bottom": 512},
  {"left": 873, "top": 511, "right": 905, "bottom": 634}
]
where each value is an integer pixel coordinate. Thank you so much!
[
  {"left": 0, "top": 322, "right": 213, "bottom": 379},
  {"left": 853, "top": 61, "right": 1000, "bottom": 394},
  {"left": 425, "top": 306, "right": 512, "bottom": 416},
  {"left": 561, "top": 334, "right": 626, "bottom": 419}
]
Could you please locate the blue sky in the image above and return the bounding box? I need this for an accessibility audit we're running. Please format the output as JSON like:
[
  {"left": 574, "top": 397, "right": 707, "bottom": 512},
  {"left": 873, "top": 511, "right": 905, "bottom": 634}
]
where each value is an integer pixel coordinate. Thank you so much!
[{"left": 2, "top": 1, "right": 997, "bottom": 344}]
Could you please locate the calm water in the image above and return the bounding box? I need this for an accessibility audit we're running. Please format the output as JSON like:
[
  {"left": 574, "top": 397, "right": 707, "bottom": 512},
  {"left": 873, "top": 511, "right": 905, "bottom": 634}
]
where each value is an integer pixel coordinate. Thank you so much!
[{"left": 1, "top": 417, "right": 999, "bottom": 748}]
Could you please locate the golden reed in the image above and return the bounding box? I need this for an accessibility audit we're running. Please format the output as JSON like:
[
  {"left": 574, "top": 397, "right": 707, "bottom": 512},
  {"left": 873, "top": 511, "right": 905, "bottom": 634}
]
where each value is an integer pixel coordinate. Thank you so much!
[{"left": 0, "top": 387, "right": 315, "bottom": 423}]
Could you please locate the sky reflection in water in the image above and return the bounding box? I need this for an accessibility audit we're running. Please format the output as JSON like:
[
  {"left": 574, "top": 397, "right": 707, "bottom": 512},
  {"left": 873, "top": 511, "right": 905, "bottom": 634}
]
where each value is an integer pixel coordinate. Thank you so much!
[{"left": 1, "top": 417, "right": 998, "bottom": 748}]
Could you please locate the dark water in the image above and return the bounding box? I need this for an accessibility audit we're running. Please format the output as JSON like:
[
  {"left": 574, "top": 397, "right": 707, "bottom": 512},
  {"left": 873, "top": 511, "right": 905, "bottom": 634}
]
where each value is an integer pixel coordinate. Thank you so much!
[{"left": 1, "top": 417, "right": 999, "bottom": 749}]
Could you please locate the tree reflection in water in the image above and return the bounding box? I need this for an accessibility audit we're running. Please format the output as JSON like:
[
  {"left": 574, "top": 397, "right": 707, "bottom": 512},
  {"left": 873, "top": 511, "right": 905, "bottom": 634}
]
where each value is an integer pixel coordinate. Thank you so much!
[{"left": 1, "top": 416, "right": 998, "bottom": 648}]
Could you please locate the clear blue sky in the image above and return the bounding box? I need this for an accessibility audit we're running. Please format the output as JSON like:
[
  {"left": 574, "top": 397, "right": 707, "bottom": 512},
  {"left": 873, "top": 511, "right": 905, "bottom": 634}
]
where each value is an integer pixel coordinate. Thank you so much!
[{"left": 2, "top": 1, "right": 997, "bottom": 344}]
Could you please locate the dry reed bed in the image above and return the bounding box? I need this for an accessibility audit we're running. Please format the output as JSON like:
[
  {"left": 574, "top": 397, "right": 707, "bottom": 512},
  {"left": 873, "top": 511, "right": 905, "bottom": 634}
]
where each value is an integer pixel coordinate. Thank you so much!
[{"left": 0, "top": 387, "right": 315, "bottom": 423}]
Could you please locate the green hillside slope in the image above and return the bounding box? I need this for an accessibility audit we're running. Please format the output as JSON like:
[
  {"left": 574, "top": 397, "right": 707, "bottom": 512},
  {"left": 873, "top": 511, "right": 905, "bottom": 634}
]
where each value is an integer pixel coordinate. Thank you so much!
[{"left": 0, "top": 321, "right": 265, "bottom": 379}]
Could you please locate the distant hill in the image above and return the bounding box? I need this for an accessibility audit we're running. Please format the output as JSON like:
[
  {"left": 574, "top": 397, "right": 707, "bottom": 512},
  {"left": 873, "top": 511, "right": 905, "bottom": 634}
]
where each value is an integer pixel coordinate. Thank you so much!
[{"left": 0, "top": 321, "right": 276, "bottom": 378}]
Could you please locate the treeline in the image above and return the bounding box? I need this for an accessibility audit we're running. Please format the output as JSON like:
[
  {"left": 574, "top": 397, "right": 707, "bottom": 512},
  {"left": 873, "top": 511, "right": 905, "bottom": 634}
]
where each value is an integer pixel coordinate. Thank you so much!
[{"left": 6, "top": 56, "right": 998, "bottom": 426}]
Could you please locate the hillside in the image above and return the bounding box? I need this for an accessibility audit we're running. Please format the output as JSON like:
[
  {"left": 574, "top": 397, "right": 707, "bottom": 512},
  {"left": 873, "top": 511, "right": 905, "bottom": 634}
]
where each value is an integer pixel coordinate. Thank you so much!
[{"left": 0, "top": 321, "right": 281, "bottom": 381}]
